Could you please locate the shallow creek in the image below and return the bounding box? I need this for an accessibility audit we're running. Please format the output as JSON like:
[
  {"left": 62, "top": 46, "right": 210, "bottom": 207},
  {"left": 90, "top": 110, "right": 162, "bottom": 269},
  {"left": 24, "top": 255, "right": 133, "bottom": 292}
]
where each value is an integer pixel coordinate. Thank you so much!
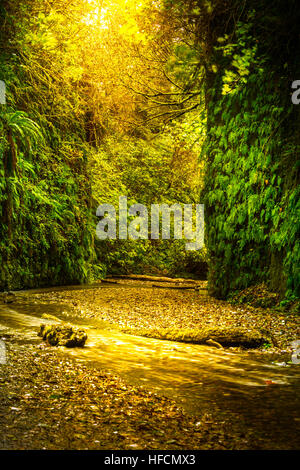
[{"left": 0, "top": 283, "right": 299, "bottom": 448}]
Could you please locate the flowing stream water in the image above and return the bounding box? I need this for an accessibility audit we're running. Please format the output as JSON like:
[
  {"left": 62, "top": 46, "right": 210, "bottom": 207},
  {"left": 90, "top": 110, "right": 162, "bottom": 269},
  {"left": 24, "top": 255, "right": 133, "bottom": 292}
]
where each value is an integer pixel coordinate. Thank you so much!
[{"left": 0, "top": 283, "right": 299, "bottom": 449}]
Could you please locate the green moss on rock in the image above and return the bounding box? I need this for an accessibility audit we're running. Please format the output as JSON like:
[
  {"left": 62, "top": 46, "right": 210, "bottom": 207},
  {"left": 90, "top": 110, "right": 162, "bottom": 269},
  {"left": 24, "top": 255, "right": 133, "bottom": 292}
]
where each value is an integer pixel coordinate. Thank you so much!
[{"left": 38, "top": 324, "right": 87, "bottom": 348}]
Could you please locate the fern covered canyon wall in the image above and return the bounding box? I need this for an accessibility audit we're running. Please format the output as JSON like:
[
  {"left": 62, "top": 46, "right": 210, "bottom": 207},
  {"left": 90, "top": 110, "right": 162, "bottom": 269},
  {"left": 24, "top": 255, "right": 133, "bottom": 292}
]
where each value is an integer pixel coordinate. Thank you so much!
[
  {"left": 200, "top": 0, "right": 300, "bottom": 300},
  {"left": 0, "top": 0, "right": 96, "bottom": 289}
]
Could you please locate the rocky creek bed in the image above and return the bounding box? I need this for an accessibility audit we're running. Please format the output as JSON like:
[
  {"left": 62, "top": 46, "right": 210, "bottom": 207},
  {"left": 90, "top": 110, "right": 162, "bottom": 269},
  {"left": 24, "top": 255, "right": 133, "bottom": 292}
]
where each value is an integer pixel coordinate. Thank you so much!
[{"left": 0, "top": 279, "right": 299, "bottom": 450}]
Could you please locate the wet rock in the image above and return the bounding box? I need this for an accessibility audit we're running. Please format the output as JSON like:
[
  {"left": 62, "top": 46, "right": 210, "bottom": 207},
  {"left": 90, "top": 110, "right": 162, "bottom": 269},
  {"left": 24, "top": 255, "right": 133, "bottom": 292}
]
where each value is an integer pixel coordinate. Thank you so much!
[
  {"left": 38, "top": 324, "right": 87, "bottom": 347},
  {"left": 0, "top": 291, "right": 16, "bottom": 304}
]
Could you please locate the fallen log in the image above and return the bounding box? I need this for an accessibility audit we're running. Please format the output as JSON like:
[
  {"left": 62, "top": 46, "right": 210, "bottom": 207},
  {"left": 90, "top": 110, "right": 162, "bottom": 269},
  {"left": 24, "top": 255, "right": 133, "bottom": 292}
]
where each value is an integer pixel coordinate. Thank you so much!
[
  {"left": 151, "top": 284, "right": 206, "bottom": 290},
  {"left": 107, "top": 274, "right": 202, "bottom": 284},
  {"left": 121, "top": 326, "right": 270, "bottom": 348}
]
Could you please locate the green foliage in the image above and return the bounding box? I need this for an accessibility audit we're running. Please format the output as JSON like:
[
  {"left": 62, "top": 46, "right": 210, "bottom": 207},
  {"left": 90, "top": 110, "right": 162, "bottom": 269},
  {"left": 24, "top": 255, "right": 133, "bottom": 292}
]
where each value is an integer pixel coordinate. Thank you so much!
[
  {"left": 215, "top": 12, "right": 262, "bottom": 95},
  {"left": 91, "top": 133, "right": 206, "bottom": 277},
  {"left": 0, "top": 1, "right": 97, "bottom": 290},
  {"left": 202, "top": 2, "right": 300, "bottom": 301},
  {"left": 204, "top": 73, "right": 299, "bottom": 299},
  {"left": 5, "top": 0, "right": 298, "bottom": 295},
  {"left": 0, "top": 143, "right": 96, "bottom": 289},
  {"left": 0, "top": 0, "right": 209, "bottom": 290}
]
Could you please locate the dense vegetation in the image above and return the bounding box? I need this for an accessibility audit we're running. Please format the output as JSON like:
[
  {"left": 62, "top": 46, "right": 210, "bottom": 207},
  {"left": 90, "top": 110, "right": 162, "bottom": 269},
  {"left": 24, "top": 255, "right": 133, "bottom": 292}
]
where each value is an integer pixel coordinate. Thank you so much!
[
  {"left": 0, "top": 0, "right": 299, "bottom": 302},
  {"left": 199, "top": 0, "right": 300, "bottom": 301}
]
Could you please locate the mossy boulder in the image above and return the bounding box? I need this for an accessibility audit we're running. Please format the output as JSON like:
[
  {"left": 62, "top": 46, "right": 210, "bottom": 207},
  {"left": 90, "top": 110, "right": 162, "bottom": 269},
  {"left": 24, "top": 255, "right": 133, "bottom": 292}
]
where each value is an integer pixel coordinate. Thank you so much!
[
  {"left": 0, "top": 291, "right": 16, "bottom": 304},
  {"left": 38, "top": 324, "right": 87, "bottom": 347}
]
